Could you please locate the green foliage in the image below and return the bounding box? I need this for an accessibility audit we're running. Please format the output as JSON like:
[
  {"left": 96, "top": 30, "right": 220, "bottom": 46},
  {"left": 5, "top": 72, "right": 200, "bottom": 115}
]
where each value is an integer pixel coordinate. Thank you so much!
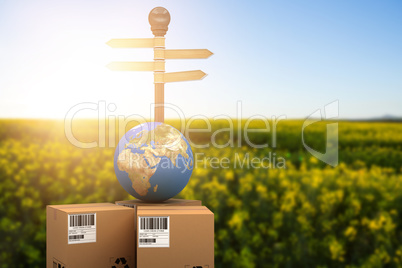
[{"left": 0, "top": 119, "right": 401, "bottom": 267}]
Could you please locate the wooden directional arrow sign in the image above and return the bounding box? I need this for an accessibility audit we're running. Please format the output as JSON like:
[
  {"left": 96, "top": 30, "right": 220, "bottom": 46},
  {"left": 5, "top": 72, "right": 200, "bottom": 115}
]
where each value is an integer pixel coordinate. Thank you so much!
[
  {"left": 106, "top": 37, "right": 165, "bottom": 48},
  {"left": 154, "top": 70, "right": 207, "bottom": 83},
  {"left": 107, "top": 7, "right": 212, "bottom": 123},
  {"left": 107, "top": 61, "right": 165, "bottom": 71},
  {"left": 154, "top": 49, "right": 213, "bottom": 59}
]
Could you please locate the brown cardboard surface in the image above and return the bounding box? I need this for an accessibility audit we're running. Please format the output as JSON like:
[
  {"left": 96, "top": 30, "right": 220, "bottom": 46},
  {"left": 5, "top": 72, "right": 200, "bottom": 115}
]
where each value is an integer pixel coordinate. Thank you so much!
[
  {"left": 61, "top": 205, "right": 131, "bottom": 213},
  {"left": 47, "top": 203, "right": 114, "bottom": 209},
  {"left": 137, "top": 206, "right": 214, "bottom": 268},
  {"left": 47, "top": 203, "right": 135, "bottom": 268}
]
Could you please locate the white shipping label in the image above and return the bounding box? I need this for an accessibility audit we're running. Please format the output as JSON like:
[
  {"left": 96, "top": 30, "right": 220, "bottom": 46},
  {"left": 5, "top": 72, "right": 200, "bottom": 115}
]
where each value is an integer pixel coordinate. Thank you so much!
[
  {"left": 67, "top": 213, "right": 96, "bottom": 244},
  {"left": 138, "top": 216, "right": 170, "bottom": 248}
]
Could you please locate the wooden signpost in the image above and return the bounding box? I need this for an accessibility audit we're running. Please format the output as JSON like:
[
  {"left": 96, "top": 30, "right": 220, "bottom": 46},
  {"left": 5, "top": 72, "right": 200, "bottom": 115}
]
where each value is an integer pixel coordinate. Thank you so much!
[{"left": 107, "top": 7, "right": 213, "bottom": 123}]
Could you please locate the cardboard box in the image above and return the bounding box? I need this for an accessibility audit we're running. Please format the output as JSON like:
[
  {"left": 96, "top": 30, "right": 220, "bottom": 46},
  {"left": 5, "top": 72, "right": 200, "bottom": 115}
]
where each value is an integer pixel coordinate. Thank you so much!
[
  {"left": 115, "top": 198, "right": 203, "bottom": 268},
  {"left": 47, "top": 203, "right": 135, "bottom": 268},
  {"left": 136, "top": 206, "right": 214, "bottom": 268}
]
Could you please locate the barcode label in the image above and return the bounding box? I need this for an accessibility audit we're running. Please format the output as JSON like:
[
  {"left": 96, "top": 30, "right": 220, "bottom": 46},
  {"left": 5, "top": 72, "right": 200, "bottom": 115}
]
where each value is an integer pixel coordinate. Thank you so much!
[
  {"left": 138, "top": 216, "right": 169, "bottom": 248},
  {"left": 140, "top": 217, "right": 168, "bottom": 230},
  {"left": 68, "top": 213, "right": 96, "bottom": 244},
  {"left": 69, "top": 235, "right": 84, "bottom": 240},
  {"left": 139, "top": 238, "right": 156, "bottom": 243},
  {"left": 69, "top": 214, "right": 95, "bottom": 227}
]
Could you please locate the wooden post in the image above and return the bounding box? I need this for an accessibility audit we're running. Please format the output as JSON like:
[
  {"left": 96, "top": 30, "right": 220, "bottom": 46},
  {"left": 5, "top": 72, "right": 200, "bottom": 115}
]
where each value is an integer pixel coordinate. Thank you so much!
[{"left": 149, "top": 7, "right": 170, "bottom": 123}]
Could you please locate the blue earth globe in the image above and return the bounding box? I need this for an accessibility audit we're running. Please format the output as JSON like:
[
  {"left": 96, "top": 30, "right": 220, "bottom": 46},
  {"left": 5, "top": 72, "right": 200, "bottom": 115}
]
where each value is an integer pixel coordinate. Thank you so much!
[{"left": 114, "top": 122, "right": 193, "bottom": 202}]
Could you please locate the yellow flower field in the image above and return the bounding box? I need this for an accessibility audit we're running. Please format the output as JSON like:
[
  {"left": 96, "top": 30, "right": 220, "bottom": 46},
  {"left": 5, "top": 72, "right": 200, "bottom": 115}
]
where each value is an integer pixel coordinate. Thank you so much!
[{"left": 0, "top": 119, "right": 401, "bottom": 267}]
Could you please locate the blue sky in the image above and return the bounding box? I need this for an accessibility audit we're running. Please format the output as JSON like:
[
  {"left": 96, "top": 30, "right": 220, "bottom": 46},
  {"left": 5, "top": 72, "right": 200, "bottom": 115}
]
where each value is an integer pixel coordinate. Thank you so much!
[{"left": 0, "top": 0, "right": 401, "bottom": 119}]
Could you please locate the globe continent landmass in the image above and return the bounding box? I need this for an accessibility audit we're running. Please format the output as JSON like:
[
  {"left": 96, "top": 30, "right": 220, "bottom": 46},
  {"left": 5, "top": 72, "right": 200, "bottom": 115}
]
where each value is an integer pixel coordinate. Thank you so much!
[{"left": 116, "top": 123, "right": 192, "bottom": 197}]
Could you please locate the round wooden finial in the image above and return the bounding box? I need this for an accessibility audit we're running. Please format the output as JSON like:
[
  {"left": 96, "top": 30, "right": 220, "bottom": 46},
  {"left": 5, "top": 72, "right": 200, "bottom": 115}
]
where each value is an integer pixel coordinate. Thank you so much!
[{"left": 148, "top": 7, "right": 171, "bottom": 37}]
